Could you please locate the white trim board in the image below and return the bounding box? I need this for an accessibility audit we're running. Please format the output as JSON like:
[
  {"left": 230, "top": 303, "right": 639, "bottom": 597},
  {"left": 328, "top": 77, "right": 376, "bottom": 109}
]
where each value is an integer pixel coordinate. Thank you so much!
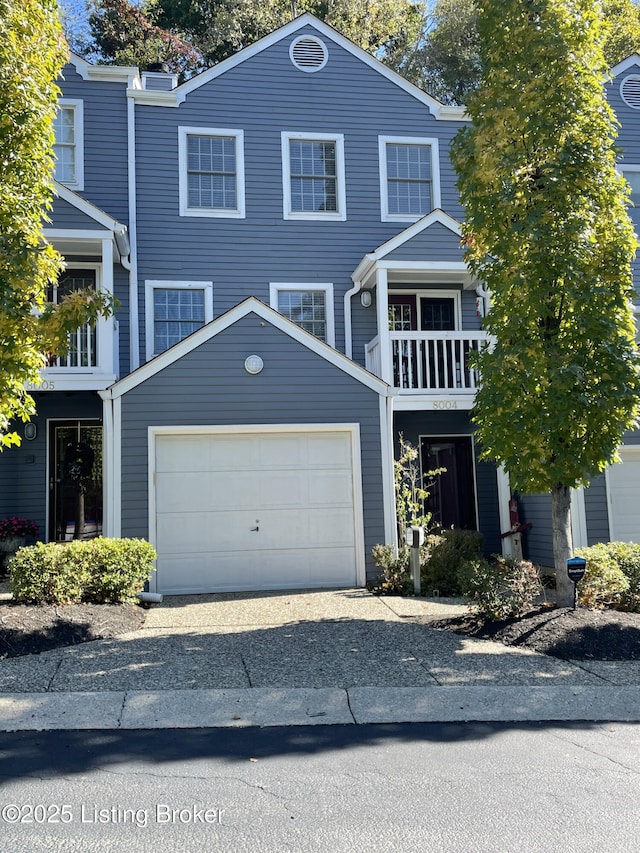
[{"left": 103, "top": 297, "right": 390, "bottom": 399}]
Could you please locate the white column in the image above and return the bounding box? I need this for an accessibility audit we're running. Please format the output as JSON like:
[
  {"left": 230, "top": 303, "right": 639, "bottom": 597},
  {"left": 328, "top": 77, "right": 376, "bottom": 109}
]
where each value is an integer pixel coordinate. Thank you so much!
[
  {"left": 496, "top": 465, "right": 513, "bottom": 557},
  {"left": 375, "top": 267, "right": 393, "bottom": 384},
  {"left": 100, "top": 237, "right": 115, "bottom": 376},
  {"left": 570, "top": 486, "right": 588, "bottom": 549}
]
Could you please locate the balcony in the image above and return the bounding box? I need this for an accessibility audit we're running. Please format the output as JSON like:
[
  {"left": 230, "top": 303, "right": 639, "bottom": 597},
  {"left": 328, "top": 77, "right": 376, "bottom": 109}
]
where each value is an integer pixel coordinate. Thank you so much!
[
  {"left": 365, "top": 331, "right": 489, "bottom": 402},
  {"left": 47, "top": 321, "right": 97, "bottom": 369}
]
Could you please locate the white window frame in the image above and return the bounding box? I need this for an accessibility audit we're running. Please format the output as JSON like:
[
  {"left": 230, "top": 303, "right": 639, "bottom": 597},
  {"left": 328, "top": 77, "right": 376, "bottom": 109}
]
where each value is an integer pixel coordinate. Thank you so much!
[
  {"left": 379, "top": 136, "right": 441, "bottom": 223},
  {"left": 281, "top": 132, "right": 346, "bottom": 221},
  {"left": 54, "top": 99, "right": 84, "bottom": 190},
  {"left": 178, "top": 127, "right": 245, "bottom": 218},
  {"left": 620, "top": 165, "right": 640, "bottom": 205},
  {"left": 145, "top": 280, "right": 214, "bottom": 361},
  {"left": 269, "top": 282, "right": 335, "bottom": 347}
]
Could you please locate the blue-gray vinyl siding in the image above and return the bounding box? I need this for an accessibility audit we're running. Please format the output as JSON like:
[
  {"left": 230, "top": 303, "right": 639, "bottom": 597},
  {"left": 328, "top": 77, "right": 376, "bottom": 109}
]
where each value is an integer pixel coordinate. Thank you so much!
[
  {"left": 57, "top": 64, "right": 129, "bottom": 225},
  {"left": 584, "top": 475, "right": 610, "bottom": 545},
  {"left": 392, "top": 410, "right": 501, "bottom": 556},
  {"left": 118, "top": 312, "right": 386, "bottom": 581},
  {"left": 383, "top": 223, "right": 464, "bottom": 262},
  {"left": 50, "top": 197, "right": 110, "bottom": 230},
  {"left": 519, "top": 494, "right": 554, "bottom": 566},
  {"left": 133, "top": 25, "right": 467, "bottom": 364},
  {"left": 0, "top": 392, "right": 102, "bottom": 540}
]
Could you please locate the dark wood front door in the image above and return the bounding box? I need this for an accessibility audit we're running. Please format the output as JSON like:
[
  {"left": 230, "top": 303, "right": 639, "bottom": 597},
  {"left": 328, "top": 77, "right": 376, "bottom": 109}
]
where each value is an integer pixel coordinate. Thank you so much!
[
  {"left": 421, "top": 436, "right": 477, "bottom": 530},
  {"left": 49, "top": 421, "right": 103, "bottom": 541}
]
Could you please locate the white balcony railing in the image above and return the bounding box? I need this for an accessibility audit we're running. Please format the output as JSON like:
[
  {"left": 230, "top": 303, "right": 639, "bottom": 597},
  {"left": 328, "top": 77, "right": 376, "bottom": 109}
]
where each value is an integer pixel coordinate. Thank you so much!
[
  {"left": 47, "top": 322, "right": 97, "bottom": 368},
  {"left": 366, "top": 331, "right": 489, "bottom": 393}
]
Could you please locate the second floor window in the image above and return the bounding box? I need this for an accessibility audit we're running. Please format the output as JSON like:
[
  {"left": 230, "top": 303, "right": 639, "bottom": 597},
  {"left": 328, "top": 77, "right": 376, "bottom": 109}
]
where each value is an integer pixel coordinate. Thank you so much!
[
  {"left": 53, "top": 101, "right": 83, "bottom": 189},
  {"left": 282, "top": 133, "right": 346, "bottom": 220},
  {"left": 379, "top": 136, "right": 440, "bottom": 221},
  {"left": 270, "top": 282, "right": 335, "bottom": 346},
  {"left": 621, "top": 167, "right": 640, "bottom": 205},
  {"left": 179, "top": 127, "right": 245, "bottom": 218},
  {"left": 145, "top": 281, "right": 214, "bottom": 359}
]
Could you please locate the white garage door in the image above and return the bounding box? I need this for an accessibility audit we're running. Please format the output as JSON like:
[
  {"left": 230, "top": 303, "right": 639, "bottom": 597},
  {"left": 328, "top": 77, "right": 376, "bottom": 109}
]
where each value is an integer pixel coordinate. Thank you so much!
[
  {"left": 608, "top": 448, "right": 640, "bottom": 543},
  {"left": 153, "top": 429, "right": 360, "bottom": 594}
]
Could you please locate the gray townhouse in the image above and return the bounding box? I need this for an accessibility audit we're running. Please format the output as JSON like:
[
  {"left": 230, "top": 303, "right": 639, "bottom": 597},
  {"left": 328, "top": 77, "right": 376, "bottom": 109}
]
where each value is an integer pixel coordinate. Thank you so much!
[{"left": 2, "top": 14, "right": 639, "bottom": 593}]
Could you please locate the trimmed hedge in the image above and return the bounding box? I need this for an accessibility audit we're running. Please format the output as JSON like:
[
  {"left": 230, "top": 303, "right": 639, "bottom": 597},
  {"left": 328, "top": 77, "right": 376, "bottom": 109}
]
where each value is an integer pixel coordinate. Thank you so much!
[
  {"left": 9, "top": 538, "right": 156, "bottom": 604},
  {"left": 458, "top": 555, "right": 543, "bottom": 621}
]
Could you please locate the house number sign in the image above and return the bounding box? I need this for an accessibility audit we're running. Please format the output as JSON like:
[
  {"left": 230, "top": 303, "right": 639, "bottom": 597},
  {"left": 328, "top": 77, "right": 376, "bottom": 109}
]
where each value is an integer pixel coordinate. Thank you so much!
[{"left": 433, "top": 400, "right": 458, "bottom": 410}]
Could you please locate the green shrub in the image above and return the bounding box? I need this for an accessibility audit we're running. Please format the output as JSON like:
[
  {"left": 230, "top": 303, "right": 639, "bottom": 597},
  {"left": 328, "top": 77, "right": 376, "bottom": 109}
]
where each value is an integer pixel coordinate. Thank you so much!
[
  {"left": 458, "top": 555, "right": 543, "bottom": 621},
  {"left": 422, "top": 529, "right": 484, "bottom": 596},
  {"left": 370, "top": 544, "right": 413, "bottom": 595},
  {"left": 575, "top": 542, "right": 633, "bottom": 610},
  {"left": 10, "top": 538, "right": 156, "bottom": 604}
]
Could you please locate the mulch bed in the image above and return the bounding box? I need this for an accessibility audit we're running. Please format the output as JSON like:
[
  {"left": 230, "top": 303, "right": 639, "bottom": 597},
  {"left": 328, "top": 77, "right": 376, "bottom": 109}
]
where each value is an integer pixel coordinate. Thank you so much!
[
  {"left": 0, "top": 600, "right": 147, "bottom": 660},
  {"left": 426, "top": 606, "right": 640, "bottom": 661}
]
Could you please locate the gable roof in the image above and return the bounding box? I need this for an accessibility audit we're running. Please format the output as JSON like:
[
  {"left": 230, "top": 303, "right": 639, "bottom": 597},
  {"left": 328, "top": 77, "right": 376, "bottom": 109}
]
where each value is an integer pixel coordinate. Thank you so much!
[
  {"left": 50, "top": 183, "right": 130, "bottom": 258},
  {"left": 611, "top": 54, "right": 640, "bottom": 78},
  {"left": 352, "top": 210, "right": 465, "bottom": 282},
  {"left": 131, "top": 14, "right": 465, "bottom": 121},
  {"left": 101, "top": 297, "right": 390, "bottom": 399}
]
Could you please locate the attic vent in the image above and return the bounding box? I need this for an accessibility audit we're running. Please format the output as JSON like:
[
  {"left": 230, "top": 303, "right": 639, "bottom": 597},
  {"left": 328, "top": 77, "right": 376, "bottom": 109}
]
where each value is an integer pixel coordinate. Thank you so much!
[
  {"left": 290, "top": 36, "right": 328, "bottom": 73},
  {"left": 620, "top": 75, "right": 640, "bottom": 109}
]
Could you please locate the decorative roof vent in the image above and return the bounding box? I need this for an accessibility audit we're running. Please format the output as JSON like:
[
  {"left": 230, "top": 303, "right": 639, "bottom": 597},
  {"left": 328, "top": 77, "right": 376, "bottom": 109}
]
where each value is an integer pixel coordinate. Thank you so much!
[
  {"left": 290, "top": 36, "right": 328, "bottom": 73},
  {"left": 620, "top": 75, "right": 640, "bottom": 109}
]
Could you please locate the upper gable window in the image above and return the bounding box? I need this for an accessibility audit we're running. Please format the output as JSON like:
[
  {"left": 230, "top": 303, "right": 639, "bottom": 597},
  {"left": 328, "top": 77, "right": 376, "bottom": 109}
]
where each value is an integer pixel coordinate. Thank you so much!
[
  {"left": 379, "top": 136, "right": 441, "bottom": 222},
  {"left": 269, "top": 282, "right": 335, "bottom": 346},
  {"left": 621, "top": 167, "right": 640, "bottom": 205},
  {"left": 178, "top": 127, "right": 245, "bottom": 218},
  {"left": 281, "top": 133, "right": 346, "bottom": 221},
  {"left": 53, "top": 100, "right": 84, "bottom": 190}
]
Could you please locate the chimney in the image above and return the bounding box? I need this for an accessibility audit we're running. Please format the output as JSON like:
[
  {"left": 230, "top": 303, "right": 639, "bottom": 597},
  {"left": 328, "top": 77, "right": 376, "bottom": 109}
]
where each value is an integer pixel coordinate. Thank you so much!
[{"left": 142, "top": 63, "right": 178, "bottom": 91}]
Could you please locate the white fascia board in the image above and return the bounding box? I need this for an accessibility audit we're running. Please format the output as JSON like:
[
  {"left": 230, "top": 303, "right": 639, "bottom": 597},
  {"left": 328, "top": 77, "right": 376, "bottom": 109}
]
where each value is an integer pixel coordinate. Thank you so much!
[
  {"left": 104, "top": 297, "right": 391, "bottom": 399},
  {"left": 610, "top": 54, "right": 640, "bottom": 77},
  {"left": 67, "top": 53, "right": 139, "bottom": 86},
  {"left": 127, "top": 88, "right": 179, "bottom": 106},
  {"left": 372, "top": 210, "right": 463, "bottom": 260},
  {"left": 171, "top": 14, "right": 465, "bottom": 121},
  {"left": 53, "top": 183, "right": 127, "bottom": 233}
]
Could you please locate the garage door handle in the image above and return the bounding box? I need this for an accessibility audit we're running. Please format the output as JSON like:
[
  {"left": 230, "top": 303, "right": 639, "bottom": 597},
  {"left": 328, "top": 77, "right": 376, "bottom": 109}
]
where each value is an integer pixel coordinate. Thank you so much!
[{"left": 250, "top": 526, "right": 259, "bottom": 532}]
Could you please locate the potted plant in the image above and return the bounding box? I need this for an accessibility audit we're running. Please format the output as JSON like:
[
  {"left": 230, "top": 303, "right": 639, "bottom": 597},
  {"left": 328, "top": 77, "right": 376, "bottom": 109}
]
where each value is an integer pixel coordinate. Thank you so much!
[{"left": 0, "top": 517, "right": 39, "bottom": 573}]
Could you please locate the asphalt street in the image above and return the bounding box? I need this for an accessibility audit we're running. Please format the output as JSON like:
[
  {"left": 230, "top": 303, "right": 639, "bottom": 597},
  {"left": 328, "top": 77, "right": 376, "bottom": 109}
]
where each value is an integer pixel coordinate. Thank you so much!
[{"left": 0, "top": 722, "right": 639, "bottom": 852}]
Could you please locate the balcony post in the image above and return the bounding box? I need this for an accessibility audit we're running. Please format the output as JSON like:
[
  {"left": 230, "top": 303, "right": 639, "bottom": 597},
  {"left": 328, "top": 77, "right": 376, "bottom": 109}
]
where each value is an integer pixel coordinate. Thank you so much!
[
  {"left": 375, "top": 267, "right": 393, "bottom": 384},
  {"left": 100, "top": 237, "right": 115, "bottom": 375}
]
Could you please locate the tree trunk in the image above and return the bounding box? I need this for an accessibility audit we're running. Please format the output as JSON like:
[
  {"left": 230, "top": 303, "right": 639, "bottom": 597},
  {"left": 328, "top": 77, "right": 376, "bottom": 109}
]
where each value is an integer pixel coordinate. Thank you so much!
[{"left": 552, "top": 484, "right": 573, "bottom": 607}]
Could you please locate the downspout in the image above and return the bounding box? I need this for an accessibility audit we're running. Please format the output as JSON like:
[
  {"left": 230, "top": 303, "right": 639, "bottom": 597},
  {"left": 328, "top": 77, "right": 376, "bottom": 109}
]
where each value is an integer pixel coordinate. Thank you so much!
[
  {"left": 343, "top": 279, "right": 362, "bottom": 360},
  {"left": 126, "top": 93, "right": 140, "bottom": 371}
]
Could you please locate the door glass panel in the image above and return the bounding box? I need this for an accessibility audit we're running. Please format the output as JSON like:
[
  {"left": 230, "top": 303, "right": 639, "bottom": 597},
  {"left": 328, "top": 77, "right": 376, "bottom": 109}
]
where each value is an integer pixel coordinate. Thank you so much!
[
  {"left": 420, "top": 298, "right": 455, "bottom": 331},
  {"left": 50, "top": 422, "right": 103, "bottom": 541}
]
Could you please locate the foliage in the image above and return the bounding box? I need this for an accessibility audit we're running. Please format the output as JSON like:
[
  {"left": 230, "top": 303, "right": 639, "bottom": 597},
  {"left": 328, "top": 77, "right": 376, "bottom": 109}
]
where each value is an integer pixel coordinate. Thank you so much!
[
  {"left": 416, "top": 0, "right": 640, "bottom": 105},
  {"left": 88, "top": 0, "right": 203, "bottom": 78},
  {"left": 10, "top": 538, "right": 156, "bottom": 604},
  {"left": 0, "top": 517, "right": 39, "bottom": 539},
  {"left": 576, "top": 541, "right": 640, "bottom": 610},
  {"left": 459, "top": 555, "right": 543, "bottom": 621},
  {"left": 369, "top": 543, "right": 413, "bottom": 594},
  {"left": 422, "top": 529, "right": 483, "bottom": 597},
  {"left": 150, "top": 0, "right": 425, "bottom": 68},
  {"left": 0, "top": 0, "right": 116, "bottom": 448},
  {"left": 394, "top": 434, "right": 440, "bottom": 536},
  {"left": 451, "top": 0, "right": 640, "bottom": 607}
]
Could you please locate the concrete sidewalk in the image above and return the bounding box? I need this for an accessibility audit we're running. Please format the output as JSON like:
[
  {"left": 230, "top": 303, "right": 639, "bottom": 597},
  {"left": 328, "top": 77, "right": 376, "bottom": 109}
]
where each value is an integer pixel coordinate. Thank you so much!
[{"left": 0, "top": 589, "right": 638, "bottom": 730}]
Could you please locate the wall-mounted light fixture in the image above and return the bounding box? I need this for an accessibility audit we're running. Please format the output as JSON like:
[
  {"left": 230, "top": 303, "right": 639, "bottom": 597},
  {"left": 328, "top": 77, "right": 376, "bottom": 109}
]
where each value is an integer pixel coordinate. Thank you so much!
[
  {"left": 24, "top": 422, "right": 37, "bottom": 441},
  {"left": 360, "top": 290, "right": 372, "bottom": 308},
  {"left": 244, "top": 355, "right": 264, "bottom": 375}
]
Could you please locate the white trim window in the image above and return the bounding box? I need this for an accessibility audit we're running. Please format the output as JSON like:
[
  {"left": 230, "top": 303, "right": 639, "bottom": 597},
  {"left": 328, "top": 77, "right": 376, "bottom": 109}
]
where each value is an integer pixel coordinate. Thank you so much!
[
  {"left": 379, "top": 136, "right": 440, "bottom": 222},
  {"left": 179, "top": 127, "right": 245, "bottom": 218},
  {"left": 281, "top": 133, "right": 346, "bottom": 220},
  {"left": 53, "top": 100, "right": 84, "bottom": 190},
  {"left": 145, "top": 281, "right": 213, "bottom": 359},
  {"left": 270, "top": 282, "right": 335, "bottom": 346},
  {"left": 620, "top": 165, "right": 640, "bottom": 205}
]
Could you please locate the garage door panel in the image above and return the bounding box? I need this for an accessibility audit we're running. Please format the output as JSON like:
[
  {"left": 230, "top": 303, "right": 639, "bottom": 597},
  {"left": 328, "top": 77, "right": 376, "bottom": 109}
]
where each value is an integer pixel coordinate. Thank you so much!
[{"left": 154, "top": 430, "right": 359, "bottom": 594}]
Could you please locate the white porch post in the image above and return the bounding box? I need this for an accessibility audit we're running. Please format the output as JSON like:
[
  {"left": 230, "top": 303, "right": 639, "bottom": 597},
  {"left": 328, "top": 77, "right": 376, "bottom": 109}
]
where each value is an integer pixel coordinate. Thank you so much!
[
  {"left": 570, "top": 487, "right": 588, "bottom": 549},
  {"left": 497, "top": 465, "right": 513, "bottom": 557},
  {"left": 375, "top": 267, "right": 393, "bottom": 384},
  {"left": 99, "top": 391, "right": 114, "bottom": 537},
  {"left": 100, "top": 237, "right": 115, "bottom": 374}
]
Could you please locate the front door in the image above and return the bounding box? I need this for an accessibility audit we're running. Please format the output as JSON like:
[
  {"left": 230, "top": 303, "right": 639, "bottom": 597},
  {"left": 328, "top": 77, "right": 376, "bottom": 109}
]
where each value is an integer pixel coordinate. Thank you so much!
[
  {"left": 421, "top": 436, "right": 477, "bottom": 530},
  {"left": 49, "top": 421, "right": 103, "bottom": 541}
]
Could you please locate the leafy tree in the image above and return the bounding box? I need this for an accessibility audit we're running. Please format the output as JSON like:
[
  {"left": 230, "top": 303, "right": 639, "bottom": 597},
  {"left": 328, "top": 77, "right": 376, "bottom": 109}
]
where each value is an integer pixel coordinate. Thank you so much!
[
  {"left": 451, "top": 0, "right": 640, "bottom": 607},
  {"left": 152, "top": 0, "right": 425, "bottom": 68},
  {"left": 0, "top": 0, "right": 114, "bottom": 448},
  {"left": 418, "top": 0, "right": 640, "bottom": 105},
  {"left": 88, "top": 0, "right": 202, "bottom": 77}
]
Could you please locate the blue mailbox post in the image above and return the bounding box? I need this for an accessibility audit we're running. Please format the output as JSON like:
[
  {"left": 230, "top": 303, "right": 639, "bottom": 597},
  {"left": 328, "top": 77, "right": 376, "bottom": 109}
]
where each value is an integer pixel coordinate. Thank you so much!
[{"left": 567, "top": 556, "right": 587, "bottom": 610}]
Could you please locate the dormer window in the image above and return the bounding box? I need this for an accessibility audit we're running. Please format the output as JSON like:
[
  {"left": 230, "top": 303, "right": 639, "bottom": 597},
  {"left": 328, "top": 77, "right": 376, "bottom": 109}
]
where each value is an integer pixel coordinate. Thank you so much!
[{"left": 53, "top": 100, "right": 84, "bottom": 190}]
